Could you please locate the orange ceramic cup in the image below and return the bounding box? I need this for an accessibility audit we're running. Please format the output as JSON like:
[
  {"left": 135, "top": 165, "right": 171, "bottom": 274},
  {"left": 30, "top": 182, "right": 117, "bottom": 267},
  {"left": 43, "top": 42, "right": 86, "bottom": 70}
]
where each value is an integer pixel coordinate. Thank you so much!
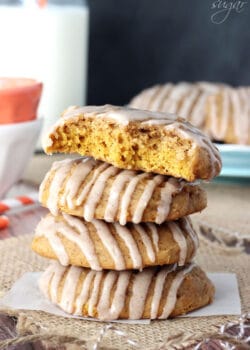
[{"left": 0, "top": 77, "right": 43, "bottom": 124}]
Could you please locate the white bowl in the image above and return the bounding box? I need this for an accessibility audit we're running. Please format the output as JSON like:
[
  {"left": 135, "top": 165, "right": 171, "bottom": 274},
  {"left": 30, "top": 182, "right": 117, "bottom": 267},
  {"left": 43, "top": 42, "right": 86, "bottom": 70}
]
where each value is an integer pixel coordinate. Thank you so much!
[{"left": 0, "top": 119, "right": 42, "bottom": 198}]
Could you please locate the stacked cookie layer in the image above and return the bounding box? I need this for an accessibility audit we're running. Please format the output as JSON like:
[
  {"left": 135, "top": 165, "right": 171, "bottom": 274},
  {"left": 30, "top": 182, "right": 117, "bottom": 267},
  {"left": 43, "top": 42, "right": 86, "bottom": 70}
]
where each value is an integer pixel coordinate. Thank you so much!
[{"left": 32, "top": 105, "right": 221, "bottom": 320}]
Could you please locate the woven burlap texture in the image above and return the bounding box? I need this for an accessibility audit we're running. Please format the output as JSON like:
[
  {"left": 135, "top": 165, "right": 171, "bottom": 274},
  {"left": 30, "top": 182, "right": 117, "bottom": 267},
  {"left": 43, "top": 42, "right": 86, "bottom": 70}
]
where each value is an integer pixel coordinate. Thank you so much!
[{"left": 0, "top": 232, "right": 249, "bottom": 350}]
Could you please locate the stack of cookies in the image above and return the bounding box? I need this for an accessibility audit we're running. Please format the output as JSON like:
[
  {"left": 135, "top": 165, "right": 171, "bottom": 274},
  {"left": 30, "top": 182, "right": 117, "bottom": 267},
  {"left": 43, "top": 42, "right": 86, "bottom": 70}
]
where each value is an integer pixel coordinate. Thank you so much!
[{"left": 32, "top": 105, "right": 221, "bottom": 321}]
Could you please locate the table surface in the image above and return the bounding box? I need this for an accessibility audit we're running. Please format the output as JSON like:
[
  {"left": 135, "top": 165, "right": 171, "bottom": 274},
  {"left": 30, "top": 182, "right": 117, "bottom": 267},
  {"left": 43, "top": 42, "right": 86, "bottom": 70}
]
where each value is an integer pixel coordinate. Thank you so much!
[
  {"left": 0, "top": 154, "right": 250, "bottom": 350},
  {"left": 0, "top": 180, "right": 58, "bottom": 349}
]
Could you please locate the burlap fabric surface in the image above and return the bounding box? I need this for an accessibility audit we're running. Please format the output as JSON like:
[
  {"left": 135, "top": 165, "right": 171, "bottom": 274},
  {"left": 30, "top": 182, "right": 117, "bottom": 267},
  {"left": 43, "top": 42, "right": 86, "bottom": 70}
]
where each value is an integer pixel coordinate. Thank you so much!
[
  {"left": 0, "top": 227, "right": 249, "bottom": 350},
  {"left": 196, "top": 182, "right": 250, "bottom": 238}
]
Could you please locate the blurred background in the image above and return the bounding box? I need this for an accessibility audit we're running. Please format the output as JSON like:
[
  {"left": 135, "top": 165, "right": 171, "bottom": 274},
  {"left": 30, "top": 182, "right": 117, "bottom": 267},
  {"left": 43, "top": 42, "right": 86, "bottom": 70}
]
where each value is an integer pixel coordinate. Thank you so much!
[
  {"left": 88, "top": 0, "right": 250, "bottom": 105},
  {"left": 1, "top": 0, "right": 250, "bottom": 130}
]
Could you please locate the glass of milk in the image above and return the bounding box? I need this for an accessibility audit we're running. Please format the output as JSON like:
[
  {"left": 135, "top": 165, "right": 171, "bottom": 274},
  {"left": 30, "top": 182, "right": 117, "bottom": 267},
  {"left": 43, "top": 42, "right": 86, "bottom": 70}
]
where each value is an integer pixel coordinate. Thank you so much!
[{"left": 0, "top": 0, "right": 89, "bottom": 148}]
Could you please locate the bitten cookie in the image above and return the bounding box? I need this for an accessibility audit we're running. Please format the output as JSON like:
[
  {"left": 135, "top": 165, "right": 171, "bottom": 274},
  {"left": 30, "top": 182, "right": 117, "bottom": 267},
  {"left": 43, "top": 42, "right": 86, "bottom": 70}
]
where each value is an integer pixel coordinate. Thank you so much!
[
  {"left": 39, "top": 157, "right": 207, "bottom": 225},
  {"left": 206, "top": 87, "right": 250, "bottom": 145},
  {"left": 43, "top": 105, "right": 221, "bottom": 181},
  {"left": 32, "top": 214, "right": 198, "bottom": 270},
  {"left": 39, "top": 262, "right": 214, "bottom": 320}
]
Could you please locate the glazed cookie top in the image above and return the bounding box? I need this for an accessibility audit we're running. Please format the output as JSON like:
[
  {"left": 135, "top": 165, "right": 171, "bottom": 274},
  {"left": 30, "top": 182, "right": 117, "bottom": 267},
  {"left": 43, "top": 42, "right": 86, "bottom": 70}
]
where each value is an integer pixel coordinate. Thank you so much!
[
  {"left": 207, "top": 86, "right": 250, "bottom": 145},
  {"left": 39, "top": 158, "right": 207, "bottom": 225},
  {"left": 45, "top": 104, "right": 181, "bottom": 132},
  {"left": 39, "top": 262, "right": 214, "bottom": 320},
  {"left": 43, "top": 105, "right": 222, "bottom": 180},
  {"left": 44, "top": 103, "right": 216, "bottom": 145},
  {"left": 40, "top": 261, "right": 195, "bottom": 320},
  {"left": 32, "top": 213, "right": 198, "bottom": 270},
  {"left": 129, "top": 82, "right": 227, "bottom": 128}
]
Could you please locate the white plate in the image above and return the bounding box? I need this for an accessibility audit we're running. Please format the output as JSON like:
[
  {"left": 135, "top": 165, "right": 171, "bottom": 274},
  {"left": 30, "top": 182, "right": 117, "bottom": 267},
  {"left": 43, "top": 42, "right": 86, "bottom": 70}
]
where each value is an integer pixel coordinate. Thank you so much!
[
  {"left": 216, "top": 144, "right": 250, "bottom": 178},
  {"left": 0, "top": 119, "right": 43, "bottom": 197}
]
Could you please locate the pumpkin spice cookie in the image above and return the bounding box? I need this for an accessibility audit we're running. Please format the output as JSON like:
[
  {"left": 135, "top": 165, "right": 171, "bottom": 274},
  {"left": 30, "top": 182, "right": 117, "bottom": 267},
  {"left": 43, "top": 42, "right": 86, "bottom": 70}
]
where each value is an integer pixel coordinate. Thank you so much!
[
  {"left": 206, "top": 87, "right": 250, "bottom": 145},
  {"left": 32, "top": 214, "right": 198, "bottom": 270},
  {"left": 129, "top": 82, "right": 226, "bottom": 131},
  {"left": 39, "top": 262, "right": 214, "bottom": 320},
  {"left": 43, "top": 105, "right": 221, "bottom": 181},
  {"left": 39, "top": 158, "right": 207, "bottom": 224}
]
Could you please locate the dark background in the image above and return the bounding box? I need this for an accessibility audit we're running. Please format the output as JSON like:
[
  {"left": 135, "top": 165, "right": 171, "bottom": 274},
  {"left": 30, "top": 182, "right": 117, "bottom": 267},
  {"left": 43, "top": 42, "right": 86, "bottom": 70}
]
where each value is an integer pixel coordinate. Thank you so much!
[{"left": 87, "top": 0, "right": 250, "bottom": 105}]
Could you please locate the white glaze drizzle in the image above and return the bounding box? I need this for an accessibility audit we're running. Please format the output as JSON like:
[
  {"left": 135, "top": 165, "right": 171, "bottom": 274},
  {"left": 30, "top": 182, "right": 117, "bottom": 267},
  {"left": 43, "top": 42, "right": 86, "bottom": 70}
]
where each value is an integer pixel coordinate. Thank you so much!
[
  {"left": 96, "top": 271, "right": 117, "bottom": 320},
  {"left": 88, "top": 273, "right": 102, "bottom": 316},
  {"left": 129, "top": 269, "right": 155, "bottom": 319},
  {"left": 168, "top": 221, "right": 188, "bottom": 266},
  {"left": 75, "top": 270, "right": 95, "bottom": 315},
  {"left": 35, "top": 214, "right": 101, "bottom": 270},
  {"left": 60, "top": 266, "right": 82, "bottom": 313},
  {"left": 76, "top": 162, "right": 109, "bottom": 206},
  {"left": 83, "top": 165, "right": 120, "bottom": 221},
  {"left": 146, "top": 223, "right": 159, "bottom": 252},
  {"left": 57, "top": 104, "right": 177, "bottom": 126},
  {"left": 45, "top": 159, "right": 75, "bottom": 215},
  {"left": 150, "top": 84, "right": 173, "bottom": 111},
  {"left": 139, "top": 86, "right": 159, "bottom": 110},
  {"left": 157, "top": 84, "right": 174, "bottom": 112},
  {"left": 137, "top": 86, "right": 160, "bottom": 110},
  {"left": 108, "top": 271, "right": 131, "bottom": 319},
  {"left": 40, "top": 262, "right": 196, "bottom": 320},
  {"left": 146, "top": 85, "right": 164, "bottom": 110},
  {"left": 155, "top": 177, "right": 181, "bottom": 224},
  {"left": 44, "top": 158, "right": 186, "bottom": 225},
  {"left": 119, "top": 172, "right": 150, "bottom": 225},
  {"left": 132, "top": 175, "right": 164, "bottom": 224},
  {"left": 141, "top": 118, "right": 176, "bottom": 126},
  {"left": 97, "top": 271, "right": 132, "bottom": 320},
  {"left": 114, "top": 223, "right": 142, "bottom": 269},
  {"left": 39, "top": 262, "right": 65, "bottom": 305},
  {"left": 211, "top": 88, "right": 229, "bottom": 140},
  {"left": 161, "top": 83, "right": 191, "bottom": 113},
  {"left": 178, "top": 87, "right": 200, "bottom": 121},
  {"left": 150, "top": 264, "right": 176, "bottom": 319},
  {"left": 104, "top": 169, "right": 136, "bottom": 222},
  {"left": 91, "top": 219, "right": 126, "bottom": 270},
  {"left": 50, "top": 263, "right": 66, "bottom": 303},
  {"left": 61, "top": 214, "right": 101, "bottom": 270},
  {"left": 36, "top": 216, "right": 69, "bottom": 266},
  {"left": 35, "top": 214, "right": 197, "bottom": 271},
  {"left": 60, "top": 158, "right": 96, "bottom": 209},
  {"left": 180, "top": 217, "right": 199, "bottom": 254},
  {"left": 78, "top": 270, "right": 131, "bottom": 319},
  {"left": 160, "top": 263, "right": 195, "bottom": 319},
  {"left": 133, "top": 224, "right": 155, "bottom": 262},
  {"left": 189, "top": 90, "right": 210, "bottom": 128},
  {"left": 208, "top": 87, "right": 250, "bottom": 144}
]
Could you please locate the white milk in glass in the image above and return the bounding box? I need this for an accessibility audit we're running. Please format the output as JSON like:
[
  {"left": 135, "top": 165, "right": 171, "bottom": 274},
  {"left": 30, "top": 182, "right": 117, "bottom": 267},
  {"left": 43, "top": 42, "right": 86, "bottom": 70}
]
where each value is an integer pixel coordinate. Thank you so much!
[{"left": 0, "top": 1, "right": 89, "bottom": 148}]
